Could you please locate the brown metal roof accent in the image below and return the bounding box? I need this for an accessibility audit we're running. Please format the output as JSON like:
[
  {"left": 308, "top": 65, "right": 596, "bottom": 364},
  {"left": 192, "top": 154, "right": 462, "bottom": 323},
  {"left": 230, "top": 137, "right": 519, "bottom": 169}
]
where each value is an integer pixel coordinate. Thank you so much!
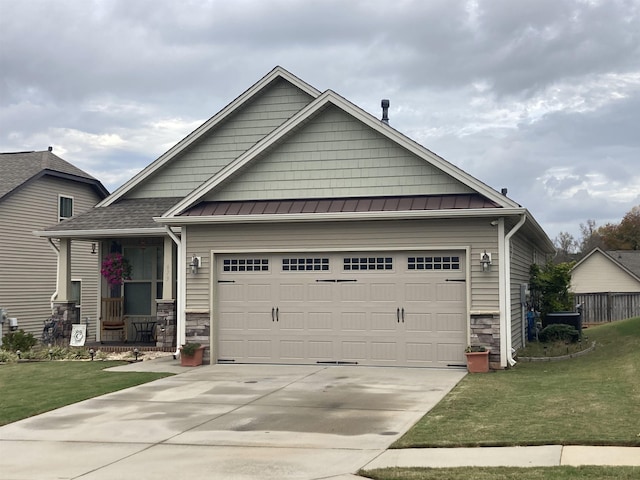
[{"left": 181, "top": 194, "right": 501, "bottom": 217}]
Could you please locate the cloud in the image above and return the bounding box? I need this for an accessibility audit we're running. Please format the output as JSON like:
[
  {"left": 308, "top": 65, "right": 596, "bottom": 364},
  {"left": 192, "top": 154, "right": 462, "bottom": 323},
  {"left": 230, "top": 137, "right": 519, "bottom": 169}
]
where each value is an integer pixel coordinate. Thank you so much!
[{"left": 1, "top": 0, "right": 639, "bottom": 241}]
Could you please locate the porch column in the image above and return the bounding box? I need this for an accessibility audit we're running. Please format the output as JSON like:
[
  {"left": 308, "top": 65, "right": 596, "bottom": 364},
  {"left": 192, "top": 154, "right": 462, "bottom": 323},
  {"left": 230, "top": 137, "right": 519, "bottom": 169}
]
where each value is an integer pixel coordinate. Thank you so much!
[
  {"left": 57, "top": 238, "right": 72, "bottom": 302},
  {"left": 51, "top": 238, "right": 76, "bottom": 339},
  {"left": 156, "top": 235, "right": 177, "bottom": 348},
  {"left": 162, "top": 235, "right": 175, "bottom": 299}
]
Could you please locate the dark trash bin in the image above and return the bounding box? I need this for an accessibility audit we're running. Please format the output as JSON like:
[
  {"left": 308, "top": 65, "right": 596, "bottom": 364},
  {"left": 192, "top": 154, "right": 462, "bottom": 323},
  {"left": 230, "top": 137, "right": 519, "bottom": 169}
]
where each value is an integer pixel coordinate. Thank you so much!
[{"left": 543, "top": 311, "right": 582, "bottom": 334}]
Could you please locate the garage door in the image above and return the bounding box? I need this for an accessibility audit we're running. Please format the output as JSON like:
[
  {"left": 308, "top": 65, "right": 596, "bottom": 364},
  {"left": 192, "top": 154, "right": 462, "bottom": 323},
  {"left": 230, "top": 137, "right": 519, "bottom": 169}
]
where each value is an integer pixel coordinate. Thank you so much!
[{"left": 216, "top": 251, "right": 467, "bottom": 367}]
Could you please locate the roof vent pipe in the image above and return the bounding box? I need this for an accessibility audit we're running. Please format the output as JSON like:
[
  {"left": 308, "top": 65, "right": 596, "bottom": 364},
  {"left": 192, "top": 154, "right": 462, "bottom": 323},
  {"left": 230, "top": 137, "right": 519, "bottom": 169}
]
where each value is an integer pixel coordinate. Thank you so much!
[
  {"left": 501, "top": 188, "right": 508, "bottom": 196},
  {"left": 48, "top": 146, "right": 53, "bottom": 152},
  {"left": 381, "top": 99, "right": 390, "bottom": 124}
]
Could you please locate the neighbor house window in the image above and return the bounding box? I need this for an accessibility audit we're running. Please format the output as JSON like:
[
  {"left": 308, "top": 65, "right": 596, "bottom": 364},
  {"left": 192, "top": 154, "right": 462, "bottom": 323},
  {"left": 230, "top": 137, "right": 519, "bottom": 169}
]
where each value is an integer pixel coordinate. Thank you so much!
[{"left": 59, "top": 195, "right": 73, "bottom": 221}]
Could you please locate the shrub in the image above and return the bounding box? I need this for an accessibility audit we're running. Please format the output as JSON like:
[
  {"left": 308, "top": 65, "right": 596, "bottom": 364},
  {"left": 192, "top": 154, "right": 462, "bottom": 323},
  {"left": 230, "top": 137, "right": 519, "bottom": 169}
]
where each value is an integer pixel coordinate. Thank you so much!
[
  {"left": 539, "top": 324, "right": 580, "bottom": 343},
  {"left": 0, "top": 349, "right": 18, "bottom": 363},
  {"left": 529, "top": 262, "right": 575, "bottom": 320},
  {"left": 1, "top": 329, "right": 37, "bottom": 352}
]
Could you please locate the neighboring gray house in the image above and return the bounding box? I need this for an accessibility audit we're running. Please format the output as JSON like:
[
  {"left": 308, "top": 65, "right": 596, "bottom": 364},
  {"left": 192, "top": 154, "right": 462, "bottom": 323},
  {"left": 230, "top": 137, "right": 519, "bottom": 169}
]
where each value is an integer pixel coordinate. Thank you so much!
[
  {"left": 0, "top": 149, "right": 108, "bottom": 341},
  {"left": 37, "top": 67, "right": 555, "bottom": 368}
]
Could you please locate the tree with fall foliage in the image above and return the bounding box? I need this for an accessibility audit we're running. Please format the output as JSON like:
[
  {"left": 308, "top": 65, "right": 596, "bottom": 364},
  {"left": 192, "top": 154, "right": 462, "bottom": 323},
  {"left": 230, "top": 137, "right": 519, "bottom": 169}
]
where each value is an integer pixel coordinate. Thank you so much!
[{"left": 599, "top": 205, "right": 640, "bottom": 250}]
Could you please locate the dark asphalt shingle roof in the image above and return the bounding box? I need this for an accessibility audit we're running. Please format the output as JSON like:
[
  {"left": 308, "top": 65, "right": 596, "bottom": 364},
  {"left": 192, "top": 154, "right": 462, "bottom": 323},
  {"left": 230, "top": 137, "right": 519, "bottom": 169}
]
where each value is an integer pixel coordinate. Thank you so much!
[
  {"left": 0, "top": 150, "right": 107, "bottom": 201},
  {"left": 606, "top": 250, "right": 640, "bottom": 277},
  {"left": 44, "top": 197, "right": 182, "bottom": 232}
]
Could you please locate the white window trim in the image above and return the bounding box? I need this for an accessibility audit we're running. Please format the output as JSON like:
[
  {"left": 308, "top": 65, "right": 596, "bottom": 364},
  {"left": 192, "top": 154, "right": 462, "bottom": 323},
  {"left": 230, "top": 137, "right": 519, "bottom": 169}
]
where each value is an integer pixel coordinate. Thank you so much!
[{"left": 58, "top": 194, "right": 74, "bottom": 222}]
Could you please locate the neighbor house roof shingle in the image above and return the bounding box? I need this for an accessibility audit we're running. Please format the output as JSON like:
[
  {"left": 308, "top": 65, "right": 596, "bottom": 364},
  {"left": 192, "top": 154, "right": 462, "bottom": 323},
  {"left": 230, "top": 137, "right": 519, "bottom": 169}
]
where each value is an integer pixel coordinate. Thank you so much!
[
  {"left": 0, "top": 150, "right": 108, "bottom": 201},
  {"left": 606, "top": 250, "right": 640, "bottom": 277}
]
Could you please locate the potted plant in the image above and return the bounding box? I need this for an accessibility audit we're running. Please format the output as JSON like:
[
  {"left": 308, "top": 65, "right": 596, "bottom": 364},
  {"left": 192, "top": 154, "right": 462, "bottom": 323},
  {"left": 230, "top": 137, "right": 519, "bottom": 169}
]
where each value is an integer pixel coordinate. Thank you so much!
[
  {"left": 180, "top": 342, "right": 205, "bottom": 367},
  {"left": 465, "top": 345, "right": 490, "bottom": 373}
]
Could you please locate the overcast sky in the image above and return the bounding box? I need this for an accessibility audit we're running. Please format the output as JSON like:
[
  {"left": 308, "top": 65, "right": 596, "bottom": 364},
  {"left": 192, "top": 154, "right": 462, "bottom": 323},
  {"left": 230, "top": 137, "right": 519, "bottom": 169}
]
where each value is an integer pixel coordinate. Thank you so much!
[{"left": 1, "top": 0, "right": 639, "bottom": 242}]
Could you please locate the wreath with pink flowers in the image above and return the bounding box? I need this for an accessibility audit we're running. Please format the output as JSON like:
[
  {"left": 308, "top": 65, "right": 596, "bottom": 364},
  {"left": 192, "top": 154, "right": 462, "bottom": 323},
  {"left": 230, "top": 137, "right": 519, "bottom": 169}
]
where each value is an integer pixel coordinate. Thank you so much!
[{"left": 100, "top": 253, "right": 132, "bottom": 286}]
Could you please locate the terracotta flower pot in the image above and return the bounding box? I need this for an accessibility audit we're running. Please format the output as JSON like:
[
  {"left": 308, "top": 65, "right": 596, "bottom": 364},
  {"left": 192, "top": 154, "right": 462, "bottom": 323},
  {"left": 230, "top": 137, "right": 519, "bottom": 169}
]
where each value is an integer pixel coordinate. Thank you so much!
[
  {"left": 465, "top": 350, "right": 490, "bottom": 373},
  {"left": 180, "top": 346, "right": 205, "bottom": 367}
]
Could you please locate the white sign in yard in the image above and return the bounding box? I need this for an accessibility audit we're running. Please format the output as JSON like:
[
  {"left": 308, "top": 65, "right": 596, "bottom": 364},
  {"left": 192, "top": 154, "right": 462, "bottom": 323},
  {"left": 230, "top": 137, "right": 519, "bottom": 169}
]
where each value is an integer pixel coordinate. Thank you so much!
[{"left": 70, "top": 324, "right": 87, "bottom": 347}]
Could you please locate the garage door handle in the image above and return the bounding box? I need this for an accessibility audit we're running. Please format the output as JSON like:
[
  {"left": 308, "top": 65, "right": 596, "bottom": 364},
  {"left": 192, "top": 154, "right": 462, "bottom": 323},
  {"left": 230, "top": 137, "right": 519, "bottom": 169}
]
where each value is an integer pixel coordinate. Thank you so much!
[
  {"left": 271, "top": 307, "right": 275, "bottom": 322},
  {"left": 276, "top": 307, "right": 279, "bottom": 322},
  {"left": 402, "top": 307, "right": 405, "bottom": 323},
  {"left": 336, "top": 279, "right": 357, "bottom": 283},
  {"left": 397, "top": 308, "right": 400, "bottom": 323}
]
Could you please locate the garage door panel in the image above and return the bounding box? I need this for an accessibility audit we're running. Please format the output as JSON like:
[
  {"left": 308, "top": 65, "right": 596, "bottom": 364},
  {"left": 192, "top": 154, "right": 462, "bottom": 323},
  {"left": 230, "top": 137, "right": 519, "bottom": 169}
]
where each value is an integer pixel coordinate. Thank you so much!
[
  {"left": 341, "top": 341, "right": 367, "bottom": 361},
  {"left": 219, "top": 311, "right": 246, "bottom": 330},
  {"left": 219, "top": 283, "right": 244, "bottom": 301},
  {"left": 436, "top": 313, "right": 466, "bottom": 333},
  {"left": 245, "top": 312, "right": 271, "bottom": 331},
  {"left": 404, "top": 283, "right": 434, "bottom": 301},
  {"left": 369, "top": 282, "right": 397, "bottom": 302},
  {"left": 371, "top": 311, "right": 397, "bottom": 331},
  {"left": 247, "top": 340, "right": 272, "bottom": 359},
  {"left": 307, "top": 283, "right": 333, "bottom": 301},
  {"left": 246, "top": 283, "right": 273, "bottom": 302},
  {"left": 435, "top": 282, "right": 465, "bottom": 302},
  {"left": 371, "top": 342, "right": 397, "bottom": 361},
  {"left": 406, "top": 342, "right": 434, "bottom": 362},
  {"left": 280, "top": 283, "right": 306, "bottom": 302},
  {"left": 279, "top": 340, "right": 305, "bottom": 360},
  {"left": 279, "top": 311, "right": 305, "bottom": 331},
  {"left": 339, "top": 283, "right": 368, "bottom": 301},
  {"left": 308, "top": 312, "right": 332, "bottom": 330},
  {"left": 308, "top": 340, "right": 333, "bottom": 359},
  {"left": 405, "top": 312, "right": 434, "bottom": 333},
  {"left": 437, "top": 343, "right": 466, "bottom": 364},
  {"left": 340, "top": 312, "right": 367, "bottom": 331},
  {"left": 219, "top": 339, "right": 243, "bottom": 358},
  {"left": 217, "top": 251, "right": 467, "bottom": 367}
]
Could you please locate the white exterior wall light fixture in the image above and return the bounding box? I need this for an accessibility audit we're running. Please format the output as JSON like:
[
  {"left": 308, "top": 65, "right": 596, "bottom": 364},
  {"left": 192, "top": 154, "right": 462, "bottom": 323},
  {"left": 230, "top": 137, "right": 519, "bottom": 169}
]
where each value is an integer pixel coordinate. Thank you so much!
[
  {"left": 190, "top": 254, "right": 201, "bottom": 275},
  {"left": 480, "top": 251, "right": 492, "bottom": 272}
]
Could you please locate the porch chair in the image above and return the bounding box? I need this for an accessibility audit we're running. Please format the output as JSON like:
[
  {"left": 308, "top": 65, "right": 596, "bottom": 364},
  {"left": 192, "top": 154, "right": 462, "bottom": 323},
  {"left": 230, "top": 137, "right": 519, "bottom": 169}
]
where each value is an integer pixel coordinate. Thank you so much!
[{"left": 100, "top": 297, "right": 127, "bottom": 343}]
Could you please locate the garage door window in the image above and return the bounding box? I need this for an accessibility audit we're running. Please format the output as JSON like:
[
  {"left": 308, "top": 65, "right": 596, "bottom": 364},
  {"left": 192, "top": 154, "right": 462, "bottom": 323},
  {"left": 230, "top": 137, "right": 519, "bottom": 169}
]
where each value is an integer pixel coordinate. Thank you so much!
[
  {"left": 282, "top": 258, "right": 329, "bottom": 271},
  {"left": 408, "top": 256, "right": 460, "bottom": 270},
  {"left": 343, "top": 257, "right": 392, "bottom": 270},
  {"left": 223, "top": 258, "right": 269, "bottom": 272}
]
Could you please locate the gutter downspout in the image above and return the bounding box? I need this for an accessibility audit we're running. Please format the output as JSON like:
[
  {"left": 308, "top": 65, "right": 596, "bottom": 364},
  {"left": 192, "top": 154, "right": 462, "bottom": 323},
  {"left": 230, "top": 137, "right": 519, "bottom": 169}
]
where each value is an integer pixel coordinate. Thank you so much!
[
  {"left": 503, "top": 213, "right": 527, "bottom": 367},
  {"left": 165, "top": 226, "right": 184, "bottom": 358},
  {"left": 47, "top": 239, "right": 60, "bottom": 311}
]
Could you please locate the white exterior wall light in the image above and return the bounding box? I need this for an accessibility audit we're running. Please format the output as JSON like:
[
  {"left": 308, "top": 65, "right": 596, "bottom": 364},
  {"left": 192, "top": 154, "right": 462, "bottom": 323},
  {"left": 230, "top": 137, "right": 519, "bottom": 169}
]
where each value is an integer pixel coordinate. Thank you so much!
[
  {"left": 190, "top": 254, "right": 201, "bottom": 275},
  {"left": 480, "top": 251, "right": 492, "bottom": 272}
]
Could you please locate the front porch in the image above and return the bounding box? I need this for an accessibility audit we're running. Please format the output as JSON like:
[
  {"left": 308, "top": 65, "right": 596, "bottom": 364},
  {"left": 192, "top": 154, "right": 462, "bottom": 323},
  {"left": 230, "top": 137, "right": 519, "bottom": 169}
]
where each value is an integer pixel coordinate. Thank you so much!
[{"left": 50, "top": 235, "right": 179, "bottom": 349}]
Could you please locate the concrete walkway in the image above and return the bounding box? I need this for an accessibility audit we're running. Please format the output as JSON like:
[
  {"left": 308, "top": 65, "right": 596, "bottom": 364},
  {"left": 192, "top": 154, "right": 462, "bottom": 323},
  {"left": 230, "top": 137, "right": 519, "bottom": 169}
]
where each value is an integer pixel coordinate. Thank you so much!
[{"left": 365, "top": 445, "right": 640, "bottom": 470}]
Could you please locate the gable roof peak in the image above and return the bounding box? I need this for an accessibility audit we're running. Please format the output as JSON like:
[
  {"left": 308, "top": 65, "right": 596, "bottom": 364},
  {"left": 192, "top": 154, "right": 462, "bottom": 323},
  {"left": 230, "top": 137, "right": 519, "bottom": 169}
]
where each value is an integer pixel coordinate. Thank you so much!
[
  {"left": 0, "top": 149, "right": 108, "bottom": 201},
  {"left": 100, "top": 66, "right": 321, "bottom": 207}
]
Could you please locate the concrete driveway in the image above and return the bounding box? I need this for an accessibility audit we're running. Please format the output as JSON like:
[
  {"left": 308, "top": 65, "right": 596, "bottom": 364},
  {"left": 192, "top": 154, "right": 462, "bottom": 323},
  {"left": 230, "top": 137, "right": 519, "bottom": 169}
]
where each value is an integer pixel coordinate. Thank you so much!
[{"left": 0, "top": 362, "right": 466, "bottom": 480}]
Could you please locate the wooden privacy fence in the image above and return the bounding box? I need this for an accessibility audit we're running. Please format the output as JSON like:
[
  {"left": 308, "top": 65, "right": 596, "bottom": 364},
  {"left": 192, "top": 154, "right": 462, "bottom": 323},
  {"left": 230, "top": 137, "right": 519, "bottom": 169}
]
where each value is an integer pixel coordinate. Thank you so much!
[{"left": 575, "top": 292, "right": 640, "bottom": 324}]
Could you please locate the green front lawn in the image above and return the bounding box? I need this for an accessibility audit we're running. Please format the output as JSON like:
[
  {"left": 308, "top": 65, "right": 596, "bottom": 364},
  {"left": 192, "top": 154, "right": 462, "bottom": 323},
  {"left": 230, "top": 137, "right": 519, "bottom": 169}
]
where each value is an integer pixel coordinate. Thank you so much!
[
  {"left": 0, "top": 361, "right": 171, "bottom": 426},
  {"left": 394, "top": 316, "right": 640, "bottom": 448}
]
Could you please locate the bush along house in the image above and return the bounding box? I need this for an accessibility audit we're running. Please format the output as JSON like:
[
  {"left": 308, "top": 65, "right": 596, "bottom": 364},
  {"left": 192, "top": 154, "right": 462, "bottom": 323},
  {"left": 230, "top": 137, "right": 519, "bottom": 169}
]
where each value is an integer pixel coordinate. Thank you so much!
[{"left": 35, "top": 67, "right": 555, "bottom": 368}]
